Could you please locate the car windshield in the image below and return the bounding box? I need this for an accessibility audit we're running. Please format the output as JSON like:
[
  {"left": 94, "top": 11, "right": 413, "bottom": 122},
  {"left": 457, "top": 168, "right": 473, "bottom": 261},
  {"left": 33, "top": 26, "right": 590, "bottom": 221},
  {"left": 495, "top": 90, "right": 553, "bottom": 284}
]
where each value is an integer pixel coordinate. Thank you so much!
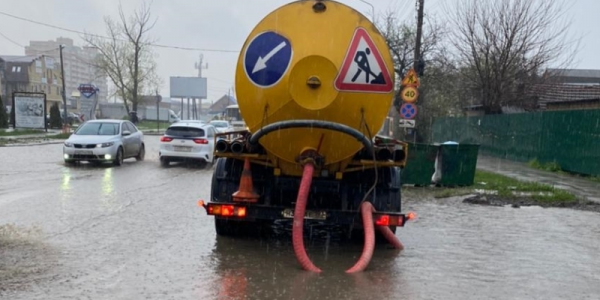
[
  {"left": 75, "top": 122, "right": 120, "bottom": 136},
  {"left": 210, "top": 121, "right": 229, "bottom": 128},
  {"left": 166, "top": 126, "right": 205, "bottom": 137}
]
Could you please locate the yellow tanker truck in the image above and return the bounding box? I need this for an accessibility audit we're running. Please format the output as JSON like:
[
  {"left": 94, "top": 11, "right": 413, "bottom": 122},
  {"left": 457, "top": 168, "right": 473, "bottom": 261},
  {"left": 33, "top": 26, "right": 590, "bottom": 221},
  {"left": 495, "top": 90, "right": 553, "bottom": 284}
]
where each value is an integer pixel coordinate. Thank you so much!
[{"left": 200, "top": 0, "right": 414, "bottom": 273}]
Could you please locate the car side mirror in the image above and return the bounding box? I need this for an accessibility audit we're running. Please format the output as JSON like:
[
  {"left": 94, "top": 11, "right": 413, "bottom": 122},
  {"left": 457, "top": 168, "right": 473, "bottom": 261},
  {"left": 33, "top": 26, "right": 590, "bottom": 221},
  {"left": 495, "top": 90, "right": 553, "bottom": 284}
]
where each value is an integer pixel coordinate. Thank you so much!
[{"left": 122, "top": 130, "right": 131, "bottom": 136}]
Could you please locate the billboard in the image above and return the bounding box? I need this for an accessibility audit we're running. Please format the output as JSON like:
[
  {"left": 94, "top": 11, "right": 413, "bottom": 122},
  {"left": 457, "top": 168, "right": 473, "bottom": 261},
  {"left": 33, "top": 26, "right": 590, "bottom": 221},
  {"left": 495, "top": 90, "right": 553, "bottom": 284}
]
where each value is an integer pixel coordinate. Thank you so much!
[
  {"left": 12, "top": 92, "right": 46, "bottom": 129},
  {"left": 170, "top": 77, "right": 207, "bottom": 98}
]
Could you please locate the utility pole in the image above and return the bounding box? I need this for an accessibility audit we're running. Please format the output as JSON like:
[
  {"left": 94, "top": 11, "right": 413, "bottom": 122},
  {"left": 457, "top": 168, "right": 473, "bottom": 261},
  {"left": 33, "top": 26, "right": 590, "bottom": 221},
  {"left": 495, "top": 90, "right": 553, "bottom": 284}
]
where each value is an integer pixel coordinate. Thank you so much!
[
  {"left": 358, "top": 0, "right": 375, "bottom": 20},
  {"left": 155, "top": 90, "right": 160, "bottom": 132},
  {"left": 59, "top": 45, "right": 68, "bottom": 127},
  {"left": 195, "top": 54, "right": 208, "bottom": 78},
  {"left": 413, "top": 0, "right": 425, "bottom": 71},
  {"left": 194, "top": 53, "right": 208, "bottom": 119}
]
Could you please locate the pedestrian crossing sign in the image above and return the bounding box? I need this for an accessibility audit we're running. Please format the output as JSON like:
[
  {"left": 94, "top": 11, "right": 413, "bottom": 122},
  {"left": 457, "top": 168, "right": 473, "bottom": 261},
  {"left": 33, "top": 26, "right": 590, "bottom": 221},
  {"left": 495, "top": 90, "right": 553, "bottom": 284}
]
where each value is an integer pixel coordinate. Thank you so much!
[{"left": 334, "top": 27, "right": 393, "bottom": 93}]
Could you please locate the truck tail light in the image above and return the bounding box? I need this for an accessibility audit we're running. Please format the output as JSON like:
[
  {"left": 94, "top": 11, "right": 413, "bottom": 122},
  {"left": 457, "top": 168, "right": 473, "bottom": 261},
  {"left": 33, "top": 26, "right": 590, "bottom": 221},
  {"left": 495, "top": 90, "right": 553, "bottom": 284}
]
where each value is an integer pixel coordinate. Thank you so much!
[
  {"left": 160, "top": 136, "right": 173, "bottom": 142},
  {"left": 206, "top": 204, "right": 247, "bottom": 218},
  {"left": 193, "top": 138, "right": 209, "bottom": 144},
  {"left": 374, "top": 214, "right": 404, "bottom": 226}
]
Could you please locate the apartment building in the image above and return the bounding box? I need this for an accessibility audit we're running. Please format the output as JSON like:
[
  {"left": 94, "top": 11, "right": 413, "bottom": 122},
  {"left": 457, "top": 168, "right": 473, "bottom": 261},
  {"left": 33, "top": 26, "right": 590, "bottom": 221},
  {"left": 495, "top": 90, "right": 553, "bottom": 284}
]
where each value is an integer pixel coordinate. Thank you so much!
[
  {"left": 0, "top": 55, "right": 64, "bottom": 112},
  {"left": 25, "top": 37, "right": 108, "bottom": 103}
]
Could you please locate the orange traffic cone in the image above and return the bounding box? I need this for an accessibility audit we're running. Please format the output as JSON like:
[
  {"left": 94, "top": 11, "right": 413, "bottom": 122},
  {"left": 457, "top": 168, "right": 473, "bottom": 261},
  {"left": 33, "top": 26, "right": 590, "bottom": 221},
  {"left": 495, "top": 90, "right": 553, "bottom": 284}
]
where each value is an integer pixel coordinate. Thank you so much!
[{"left": 232, "top": 158, "right": 260, "bottom": 203}]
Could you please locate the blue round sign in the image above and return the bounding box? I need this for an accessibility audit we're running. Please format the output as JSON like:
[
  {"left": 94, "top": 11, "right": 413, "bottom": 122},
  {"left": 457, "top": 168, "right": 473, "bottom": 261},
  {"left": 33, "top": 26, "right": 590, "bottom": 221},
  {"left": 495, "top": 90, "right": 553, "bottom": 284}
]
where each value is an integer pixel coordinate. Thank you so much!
[
  {"left": 243, "top": 31, "right": 292, "bottom": 88},
  {"left": 400, "top": 103, "right": 418, "bottom": 120}
]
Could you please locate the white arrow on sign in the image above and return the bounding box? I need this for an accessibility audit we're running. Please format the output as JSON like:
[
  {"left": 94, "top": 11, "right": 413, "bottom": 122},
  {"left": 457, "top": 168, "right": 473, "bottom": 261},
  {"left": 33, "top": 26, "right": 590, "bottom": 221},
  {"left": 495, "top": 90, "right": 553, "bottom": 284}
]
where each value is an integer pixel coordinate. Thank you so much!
[
  {"left": 399, "top": 119, "right": 416, "bottom": 128},
  {"left": 252, "top": 41, "right": 288, "bottom": 74}
]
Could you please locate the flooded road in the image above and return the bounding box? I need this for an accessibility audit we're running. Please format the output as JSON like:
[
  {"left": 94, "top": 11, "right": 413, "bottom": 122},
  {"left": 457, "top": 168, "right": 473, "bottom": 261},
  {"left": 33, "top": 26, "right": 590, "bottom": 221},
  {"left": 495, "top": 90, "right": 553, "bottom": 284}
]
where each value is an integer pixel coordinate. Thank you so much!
[{"left": 1, "top": 137, "right": 600, "bottom": 299}]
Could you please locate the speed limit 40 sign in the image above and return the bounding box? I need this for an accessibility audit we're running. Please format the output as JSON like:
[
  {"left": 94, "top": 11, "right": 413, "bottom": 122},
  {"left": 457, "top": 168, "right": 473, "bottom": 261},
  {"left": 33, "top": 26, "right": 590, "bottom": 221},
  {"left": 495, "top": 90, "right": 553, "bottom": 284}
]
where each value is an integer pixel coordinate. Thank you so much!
[{"left": 400, "top": 86, "right": 419, "bottom": 103}]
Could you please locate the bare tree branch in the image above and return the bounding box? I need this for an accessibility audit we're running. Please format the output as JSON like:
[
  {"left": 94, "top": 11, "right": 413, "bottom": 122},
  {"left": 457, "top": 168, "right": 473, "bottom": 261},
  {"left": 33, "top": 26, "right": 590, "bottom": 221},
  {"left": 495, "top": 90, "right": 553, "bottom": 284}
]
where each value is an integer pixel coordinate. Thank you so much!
[
  {"left": 449, "top": 0, "right": 579, "bottom": 114},
  {"left": 83, "top": 0, "right": 160, "bottom": 114}
]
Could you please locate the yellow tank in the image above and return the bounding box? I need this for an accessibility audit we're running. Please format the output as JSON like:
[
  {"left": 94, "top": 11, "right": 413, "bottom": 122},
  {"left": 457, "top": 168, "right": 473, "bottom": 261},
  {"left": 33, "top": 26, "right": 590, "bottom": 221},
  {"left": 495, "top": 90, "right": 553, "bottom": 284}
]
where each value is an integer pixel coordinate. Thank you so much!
[{"left": 235, "top": 0, "right": 395, "bottom": 175}]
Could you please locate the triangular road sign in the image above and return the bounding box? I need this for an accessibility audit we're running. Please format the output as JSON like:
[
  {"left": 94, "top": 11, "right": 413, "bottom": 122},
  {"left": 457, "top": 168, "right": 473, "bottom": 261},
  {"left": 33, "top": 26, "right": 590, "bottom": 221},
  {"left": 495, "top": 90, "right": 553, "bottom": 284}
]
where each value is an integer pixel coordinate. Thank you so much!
[
  {"left": 401, "top": 68, "right": 420, "bottom": 87},
  {"left": 334, "top": 27, "right": 393, "bottom": 93}
]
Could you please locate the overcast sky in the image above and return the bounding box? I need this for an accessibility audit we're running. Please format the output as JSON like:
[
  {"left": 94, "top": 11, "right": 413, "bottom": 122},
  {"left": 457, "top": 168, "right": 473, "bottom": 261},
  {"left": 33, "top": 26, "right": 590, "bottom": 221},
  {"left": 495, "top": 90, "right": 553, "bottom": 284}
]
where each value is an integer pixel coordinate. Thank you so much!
[{"left": 0, "top": 0, "right": 598, "bottom": 102}]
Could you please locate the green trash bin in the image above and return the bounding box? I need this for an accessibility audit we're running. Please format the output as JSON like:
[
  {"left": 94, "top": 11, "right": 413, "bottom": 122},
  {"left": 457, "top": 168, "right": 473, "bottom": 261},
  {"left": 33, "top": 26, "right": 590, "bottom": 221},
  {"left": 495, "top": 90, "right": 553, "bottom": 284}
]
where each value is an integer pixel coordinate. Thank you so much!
[
  {"left": 438, "top": 143, "right": 480, "bottom": 186},
  {"left": 401, "top": 143, "right": 439, "bottom": 186}
]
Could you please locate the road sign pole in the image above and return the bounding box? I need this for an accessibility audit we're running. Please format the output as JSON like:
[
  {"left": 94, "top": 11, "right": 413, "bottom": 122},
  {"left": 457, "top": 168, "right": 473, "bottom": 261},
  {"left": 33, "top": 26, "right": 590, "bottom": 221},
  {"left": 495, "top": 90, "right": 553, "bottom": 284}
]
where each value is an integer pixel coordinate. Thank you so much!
[{"left": 59, "top": 45, "right": 68, "bottom": 129}]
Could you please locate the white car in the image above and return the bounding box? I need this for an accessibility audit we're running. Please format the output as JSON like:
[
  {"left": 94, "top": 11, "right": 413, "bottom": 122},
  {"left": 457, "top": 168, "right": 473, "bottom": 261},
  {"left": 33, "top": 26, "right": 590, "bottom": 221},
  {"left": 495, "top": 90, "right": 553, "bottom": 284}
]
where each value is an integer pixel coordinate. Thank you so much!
[
  {"left": 63, "top": 120, "right": 145, "bottom": 166},
  {"left": 159, "top": 122, "right": 217, "bottom": 167},
  {"left": 209, "top": 120, "right": 234, "bottom": 133}
]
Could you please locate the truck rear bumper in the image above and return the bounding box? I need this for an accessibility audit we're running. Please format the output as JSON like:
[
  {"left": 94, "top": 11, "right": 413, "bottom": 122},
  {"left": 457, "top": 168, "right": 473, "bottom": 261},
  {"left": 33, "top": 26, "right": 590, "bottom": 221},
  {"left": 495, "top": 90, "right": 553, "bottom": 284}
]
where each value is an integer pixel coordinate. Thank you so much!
[{"left": 200, "top": 201, "right": 408, "bottom": 228}]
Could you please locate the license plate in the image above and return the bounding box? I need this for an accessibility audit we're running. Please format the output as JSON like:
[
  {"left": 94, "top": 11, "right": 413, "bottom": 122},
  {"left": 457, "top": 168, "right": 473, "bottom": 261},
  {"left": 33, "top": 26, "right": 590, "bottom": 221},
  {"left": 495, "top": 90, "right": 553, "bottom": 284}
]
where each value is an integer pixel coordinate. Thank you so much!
[
  {"left": 74, "top": 150, "right": 93, "bottom": 155},
  {"left": 173, "top": 146, "right": 192, "bottom": 152},
  {"left": 282, "top": 209, "right": 327, "bottom": 220}
]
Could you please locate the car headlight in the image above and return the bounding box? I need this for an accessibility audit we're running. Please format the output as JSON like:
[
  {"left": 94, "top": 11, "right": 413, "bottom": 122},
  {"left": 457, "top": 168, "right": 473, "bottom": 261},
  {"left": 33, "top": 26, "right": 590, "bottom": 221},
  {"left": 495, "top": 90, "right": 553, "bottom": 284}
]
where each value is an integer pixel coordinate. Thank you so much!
[
  {"left": 97, "top": 142, "right": 114, "bottom": 148},
  {"left": 64, "top": 142, "right": 73, "bottom": 147}
]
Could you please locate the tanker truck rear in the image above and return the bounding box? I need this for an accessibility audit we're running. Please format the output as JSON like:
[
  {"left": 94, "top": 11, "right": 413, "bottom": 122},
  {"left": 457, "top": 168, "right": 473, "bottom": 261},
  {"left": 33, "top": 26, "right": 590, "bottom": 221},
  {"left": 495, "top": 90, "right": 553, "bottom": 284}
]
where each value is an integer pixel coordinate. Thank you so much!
[{"left": 200, "top": 0, "right": 413, "bottom": 271}]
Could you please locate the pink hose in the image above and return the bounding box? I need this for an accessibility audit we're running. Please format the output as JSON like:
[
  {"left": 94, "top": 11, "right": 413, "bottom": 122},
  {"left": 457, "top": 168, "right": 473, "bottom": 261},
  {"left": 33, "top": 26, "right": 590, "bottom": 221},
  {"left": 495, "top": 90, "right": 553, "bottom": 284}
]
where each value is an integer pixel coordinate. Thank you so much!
[
  {"left": 292, "top": 163, "right": 322, "bottom": 273},
  {"left": 346, "top": 202, "right": 405, "bottom": 273},
  {"left": 346, "top": 201, "right": 376, "bottom": 273},
  {"left": 377, "top": 226, "right": 404, "bottom": 250},
  {"left": 292, "top": 164, "right": 403, "bottom": 273}
]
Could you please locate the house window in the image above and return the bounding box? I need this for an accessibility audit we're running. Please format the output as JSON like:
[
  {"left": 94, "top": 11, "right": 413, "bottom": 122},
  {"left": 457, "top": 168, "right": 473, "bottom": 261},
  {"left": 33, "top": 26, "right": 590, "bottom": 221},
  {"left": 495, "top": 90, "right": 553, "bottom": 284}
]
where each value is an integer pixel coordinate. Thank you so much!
[{"left": 11, "top": 66, "right": 21, "bottom": 72}]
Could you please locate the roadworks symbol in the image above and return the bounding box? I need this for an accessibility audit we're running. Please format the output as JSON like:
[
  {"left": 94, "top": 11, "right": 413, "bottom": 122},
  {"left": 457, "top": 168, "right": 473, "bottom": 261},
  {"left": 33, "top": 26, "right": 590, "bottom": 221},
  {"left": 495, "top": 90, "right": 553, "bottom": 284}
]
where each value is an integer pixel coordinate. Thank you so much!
[{"left": 334, "top": 27, "right": 393, "bottom": 93}]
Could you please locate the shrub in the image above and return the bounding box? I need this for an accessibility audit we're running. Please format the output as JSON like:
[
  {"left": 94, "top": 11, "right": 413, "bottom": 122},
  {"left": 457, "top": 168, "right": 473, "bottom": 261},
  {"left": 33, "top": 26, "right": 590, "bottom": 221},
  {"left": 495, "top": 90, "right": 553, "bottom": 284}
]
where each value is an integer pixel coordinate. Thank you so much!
[
  {"left": 0, "top": 96, "right": 8, "bottom": 128},
  {"left": 49, "top": 103, "right": 63, "bottom": 129}
]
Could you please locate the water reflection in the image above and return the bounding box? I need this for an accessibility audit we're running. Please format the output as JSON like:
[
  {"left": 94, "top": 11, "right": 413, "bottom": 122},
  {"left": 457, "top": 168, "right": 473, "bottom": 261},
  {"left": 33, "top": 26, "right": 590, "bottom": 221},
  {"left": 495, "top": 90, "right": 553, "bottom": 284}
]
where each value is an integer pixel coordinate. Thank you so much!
[
  {"left": 61, "top": 167, "right": 71, "bottom": 192},
  {"left": 216, "top": 268, "right": 248, "bottom": 300},
  {"left": 102, "top": 167, "right": 114, "bottom": 196},
  {"left": 206, "top": 235, "right": 410, "bottom": 300},
  {"left": 100, "top": 167, "right": 117, "bottom": 211},
  {"left": 59, "top": 167, "right": 72, "bottom": 213}
]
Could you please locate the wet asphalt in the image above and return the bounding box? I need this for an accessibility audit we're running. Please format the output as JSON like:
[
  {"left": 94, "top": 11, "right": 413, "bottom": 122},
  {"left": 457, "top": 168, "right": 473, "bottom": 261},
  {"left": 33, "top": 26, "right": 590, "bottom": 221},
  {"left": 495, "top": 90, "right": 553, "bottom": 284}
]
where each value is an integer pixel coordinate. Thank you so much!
[{"left": 1, "top": 137, "right": 600, "bottom": 299}]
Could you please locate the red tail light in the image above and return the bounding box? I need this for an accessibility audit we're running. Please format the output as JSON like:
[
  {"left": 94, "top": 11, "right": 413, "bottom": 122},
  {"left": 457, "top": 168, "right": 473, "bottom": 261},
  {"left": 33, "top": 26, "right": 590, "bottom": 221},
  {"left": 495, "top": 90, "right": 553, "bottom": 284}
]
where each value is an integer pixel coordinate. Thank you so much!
[
  {"left": 193, "top": 138, "right": 209, "bottom": 144},
  {"left": 160, "top": 136, "right": 173, "bottom": 142},
  {"left": 374, "top": 214, "right": 404, "bottom": 226},
  {"left": 206, "top": 204, "right": 247, "bottom": 218},
  {"left": 375, "top": 215, "right": 390, "bottom": 226}
]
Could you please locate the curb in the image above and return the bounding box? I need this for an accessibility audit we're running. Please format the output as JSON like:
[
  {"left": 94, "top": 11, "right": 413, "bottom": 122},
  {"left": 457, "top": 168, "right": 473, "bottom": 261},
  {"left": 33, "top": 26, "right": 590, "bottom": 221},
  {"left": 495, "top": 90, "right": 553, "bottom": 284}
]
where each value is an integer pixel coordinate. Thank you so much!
[{"left": 1, "top": 140, "right": 66, "bottom": 147}]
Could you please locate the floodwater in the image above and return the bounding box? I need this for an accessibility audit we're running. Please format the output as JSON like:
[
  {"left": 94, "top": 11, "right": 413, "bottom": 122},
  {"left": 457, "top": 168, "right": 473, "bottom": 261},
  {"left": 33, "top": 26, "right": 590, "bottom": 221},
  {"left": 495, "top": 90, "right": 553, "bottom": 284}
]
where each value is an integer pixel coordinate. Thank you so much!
[{"left": 1, "top": 137, "right": 599, "bottom": 299}]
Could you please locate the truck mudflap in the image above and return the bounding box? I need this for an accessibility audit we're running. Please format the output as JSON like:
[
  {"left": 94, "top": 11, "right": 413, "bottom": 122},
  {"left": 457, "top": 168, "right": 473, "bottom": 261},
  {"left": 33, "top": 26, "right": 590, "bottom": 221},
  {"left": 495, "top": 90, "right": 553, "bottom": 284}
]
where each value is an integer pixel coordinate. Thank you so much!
[{"left": 198, "top": 201, "right": 413, "bottom": 228}]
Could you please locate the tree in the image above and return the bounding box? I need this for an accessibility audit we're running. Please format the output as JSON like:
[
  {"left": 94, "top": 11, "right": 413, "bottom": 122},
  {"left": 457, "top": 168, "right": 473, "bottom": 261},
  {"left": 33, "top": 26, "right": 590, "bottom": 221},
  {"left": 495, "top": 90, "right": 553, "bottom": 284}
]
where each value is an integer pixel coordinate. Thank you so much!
[
  {"left": 49, "top": 102, "right": 62, "bottom": 129},
  {"left": 0, "top": 96, "right": 8, "bottom": 128},
  {"left": 414, "top": 50, "right": 463, "bottom": 142},
  {"left": 377, "top": 10, "right": 454, "bottom": 142},
  {"left": 378, "top": 10, "right": 444, "bottom": 108},
  {"left": 449, "top": 0, "right": 577, "bottom": 114},
  {"left": 84, "top": 1, "right": 160, "bottom": 114}
]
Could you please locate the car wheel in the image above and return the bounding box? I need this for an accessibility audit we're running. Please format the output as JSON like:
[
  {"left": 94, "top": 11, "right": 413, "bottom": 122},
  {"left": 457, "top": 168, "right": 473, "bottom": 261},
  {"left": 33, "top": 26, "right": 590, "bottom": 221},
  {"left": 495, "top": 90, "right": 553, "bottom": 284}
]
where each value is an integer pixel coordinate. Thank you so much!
[
  {"left": 113, "top": 147, "right": 124, "bottom": 166},
  {"left": 160, "top": 157, "right": 170, "bottom": 168},
  {"left": 136, "top": 144, "right": 145, "bottom": 161}
]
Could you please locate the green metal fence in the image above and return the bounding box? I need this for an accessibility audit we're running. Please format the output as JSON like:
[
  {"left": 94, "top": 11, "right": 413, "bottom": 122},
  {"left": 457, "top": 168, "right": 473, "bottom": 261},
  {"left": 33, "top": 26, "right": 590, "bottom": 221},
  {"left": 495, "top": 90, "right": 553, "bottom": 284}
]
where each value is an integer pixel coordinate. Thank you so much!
[{"left": 432, "top": 109, "right": 600, "bottom": 176}]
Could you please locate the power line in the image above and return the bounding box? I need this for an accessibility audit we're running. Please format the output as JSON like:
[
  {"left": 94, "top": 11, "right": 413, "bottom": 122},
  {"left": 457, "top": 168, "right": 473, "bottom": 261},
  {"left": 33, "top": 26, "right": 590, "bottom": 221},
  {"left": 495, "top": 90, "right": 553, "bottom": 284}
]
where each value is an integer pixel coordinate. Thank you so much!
[
  {"left": 208, "top": 77, "right": 233, "bottom": 84},
  {"left": 0, "top": 30, "right": 24, "bottom": 47},
  {"left": 0, "top": 10, "right": 240, "bottom": 53},
  {"left": 0, "top": 30, "right": 68, "bottom": 55}
]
